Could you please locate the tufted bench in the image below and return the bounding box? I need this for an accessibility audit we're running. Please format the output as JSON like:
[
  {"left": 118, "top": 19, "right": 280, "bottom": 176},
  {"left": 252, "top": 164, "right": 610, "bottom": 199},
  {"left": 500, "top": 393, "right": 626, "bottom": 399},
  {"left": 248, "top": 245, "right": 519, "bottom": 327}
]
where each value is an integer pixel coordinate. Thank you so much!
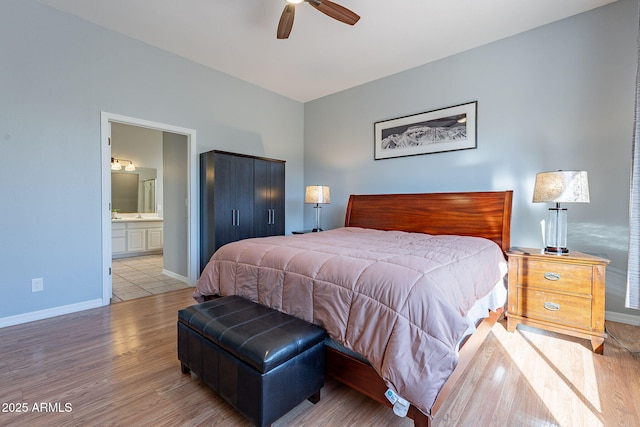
[{"left": 177, "top": 295, "right": 326, "bottom": 427}]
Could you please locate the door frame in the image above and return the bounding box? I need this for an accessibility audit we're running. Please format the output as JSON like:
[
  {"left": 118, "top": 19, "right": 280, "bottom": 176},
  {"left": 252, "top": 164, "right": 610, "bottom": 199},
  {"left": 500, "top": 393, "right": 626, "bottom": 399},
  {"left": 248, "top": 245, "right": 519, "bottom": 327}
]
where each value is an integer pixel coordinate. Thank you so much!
[{"left": 101, "top": 112, "right": 198, "bottom": 305}]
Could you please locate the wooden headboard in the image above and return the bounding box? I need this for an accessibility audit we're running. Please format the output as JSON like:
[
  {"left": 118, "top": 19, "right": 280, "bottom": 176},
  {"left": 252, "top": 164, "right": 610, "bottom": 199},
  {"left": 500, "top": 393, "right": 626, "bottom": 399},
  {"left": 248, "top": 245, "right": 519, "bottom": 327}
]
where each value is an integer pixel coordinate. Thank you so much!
[{"left": 344, "top": 190, "right": 513, "bottom": 253}]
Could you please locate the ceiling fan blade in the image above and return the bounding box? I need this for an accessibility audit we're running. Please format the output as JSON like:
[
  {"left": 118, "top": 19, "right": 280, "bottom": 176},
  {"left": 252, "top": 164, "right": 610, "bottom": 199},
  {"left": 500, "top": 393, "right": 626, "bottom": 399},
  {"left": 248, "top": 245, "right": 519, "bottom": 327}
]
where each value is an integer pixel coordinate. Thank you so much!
[
  {"left": 277, "top": 4, "right": 295, "bottom": 39},
  {"left": 307, "top": 0, "right": 360, "bottom": 26}
]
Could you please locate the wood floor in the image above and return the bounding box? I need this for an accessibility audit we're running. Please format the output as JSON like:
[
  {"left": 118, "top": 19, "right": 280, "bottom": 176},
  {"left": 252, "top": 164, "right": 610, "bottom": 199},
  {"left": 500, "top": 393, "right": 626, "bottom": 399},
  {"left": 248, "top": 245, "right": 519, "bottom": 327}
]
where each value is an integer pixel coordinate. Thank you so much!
[{"left": 1, "top": 288, "right": 638, "bottom": 427}]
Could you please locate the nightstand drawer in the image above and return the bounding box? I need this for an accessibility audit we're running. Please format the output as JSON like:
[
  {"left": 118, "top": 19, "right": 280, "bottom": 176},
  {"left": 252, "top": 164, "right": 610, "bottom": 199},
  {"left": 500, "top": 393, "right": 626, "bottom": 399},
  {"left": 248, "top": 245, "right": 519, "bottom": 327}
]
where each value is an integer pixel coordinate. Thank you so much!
[
  {"left": 519, "top": 260, "right": 592, "bottom": 294},
  {"left": 518, "top": 288, "right": 592, "bottom": 330},
  {"left": 507, "top": 248, "right": 609, "bottom": 353}
]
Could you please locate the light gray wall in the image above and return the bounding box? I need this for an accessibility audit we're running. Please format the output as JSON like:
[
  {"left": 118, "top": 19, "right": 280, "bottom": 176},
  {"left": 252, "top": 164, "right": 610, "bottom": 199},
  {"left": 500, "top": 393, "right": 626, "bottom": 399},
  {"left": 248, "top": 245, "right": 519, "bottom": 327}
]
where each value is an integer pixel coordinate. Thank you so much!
[
  {"left": 163, "top": 132, "right": 188, "bottom": 279},
  {"left": 2, "top": 0, "right": 637, "bottom": 324},
  {"left": 304, "top": 0, "right": 639, "bottom": 320},
  {"left": 0, "top": 0, "right": 304, "bottom": 322}
]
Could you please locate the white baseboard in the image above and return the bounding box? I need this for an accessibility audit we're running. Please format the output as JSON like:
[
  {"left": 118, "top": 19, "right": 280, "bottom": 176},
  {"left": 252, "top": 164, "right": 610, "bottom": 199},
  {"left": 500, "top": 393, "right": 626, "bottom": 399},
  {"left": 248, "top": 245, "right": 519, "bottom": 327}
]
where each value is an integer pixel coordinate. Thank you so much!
[
  {"left": 606, "top": 310, "right": 640, "bottom": 326},
  {"left": 162, "top": 269, "right": 189, "bottom": 284},
  {"left": 0, "top": 299, "right": 104, "bottom": 329}
]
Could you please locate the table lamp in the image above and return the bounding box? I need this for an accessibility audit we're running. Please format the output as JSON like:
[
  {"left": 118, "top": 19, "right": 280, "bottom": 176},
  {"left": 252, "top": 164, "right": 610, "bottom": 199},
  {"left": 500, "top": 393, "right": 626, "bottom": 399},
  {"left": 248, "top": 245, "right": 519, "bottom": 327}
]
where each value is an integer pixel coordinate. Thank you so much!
[
  {"left": 532, "top": 170, "right": 590, "bottom": 254},
  {"left": 305, "top": 185, "right": 330, "bottom": 232}
]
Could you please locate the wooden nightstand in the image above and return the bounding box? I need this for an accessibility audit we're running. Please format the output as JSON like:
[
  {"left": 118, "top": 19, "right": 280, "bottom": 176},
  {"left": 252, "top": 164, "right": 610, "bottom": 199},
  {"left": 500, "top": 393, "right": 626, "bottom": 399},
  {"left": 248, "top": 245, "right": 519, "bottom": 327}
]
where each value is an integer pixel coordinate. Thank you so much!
[{"left": 506, "top": 247, "right": 610, "bottom": 354}]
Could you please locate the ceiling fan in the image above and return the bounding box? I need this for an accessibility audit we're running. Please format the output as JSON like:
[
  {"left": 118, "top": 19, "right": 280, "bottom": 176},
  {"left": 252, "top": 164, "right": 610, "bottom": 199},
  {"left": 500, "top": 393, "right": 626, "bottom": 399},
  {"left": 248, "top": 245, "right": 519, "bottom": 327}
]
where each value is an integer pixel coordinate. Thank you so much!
[{"left": 277, "top": 0, "right": 360, "bottom": 39}]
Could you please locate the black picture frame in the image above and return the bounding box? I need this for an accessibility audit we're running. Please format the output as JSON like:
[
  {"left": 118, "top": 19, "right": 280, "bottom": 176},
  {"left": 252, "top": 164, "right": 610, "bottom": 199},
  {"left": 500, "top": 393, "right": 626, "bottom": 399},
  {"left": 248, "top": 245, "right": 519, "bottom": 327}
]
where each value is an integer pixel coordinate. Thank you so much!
[{"left": 374, "top": 101, "right": 477, "bottom": 160}]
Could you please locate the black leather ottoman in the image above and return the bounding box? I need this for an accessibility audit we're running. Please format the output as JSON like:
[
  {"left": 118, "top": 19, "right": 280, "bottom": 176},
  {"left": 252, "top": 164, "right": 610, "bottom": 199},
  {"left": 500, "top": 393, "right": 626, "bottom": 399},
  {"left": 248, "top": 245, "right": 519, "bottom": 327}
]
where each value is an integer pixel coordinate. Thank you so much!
[{"left": 177, "top": 296, "right": 326, "bottom": 427}]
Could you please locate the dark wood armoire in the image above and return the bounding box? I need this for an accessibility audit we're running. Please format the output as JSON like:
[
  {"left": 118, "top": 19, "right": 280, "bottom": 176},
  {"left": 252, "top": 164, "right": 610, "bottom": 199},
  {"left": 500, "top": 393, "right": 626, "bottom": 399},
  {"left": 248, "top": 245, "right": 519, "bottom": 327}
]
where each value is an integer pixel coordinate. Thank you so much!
[{"left": 199, "top": 150, "right": 285, "bottom": 271}]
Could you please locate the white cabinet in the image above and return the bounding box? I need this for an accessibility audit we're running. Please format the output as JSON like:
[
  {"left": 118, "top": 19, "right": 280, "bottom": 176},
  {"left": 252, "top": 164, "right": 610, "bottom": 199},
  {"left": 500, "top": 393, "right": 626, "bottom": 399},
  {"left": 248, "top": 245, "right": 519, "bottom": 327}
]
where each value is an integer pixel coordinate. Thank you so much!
[
  {"left": 112, "top": 220, "right": 163, "bottom": 258},
  {"left": 112, "top": 223, "right": 126, "bottom": 255},
  {"left": 127, "top": 228, "right": 146, "bottom": 253},
  {"left": 147, "top": 227, "right": 164, "bottom": 251}
]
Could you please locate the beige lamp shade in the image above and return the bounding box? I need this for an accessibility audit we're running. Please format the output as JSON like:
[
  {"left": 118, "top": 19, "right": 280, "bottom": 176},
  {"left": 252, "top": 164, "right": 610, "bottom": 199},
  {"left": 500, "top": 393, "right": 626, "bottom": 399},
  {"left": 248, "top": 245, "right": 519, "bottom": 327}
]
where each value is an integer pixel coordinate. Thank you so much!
[
  {"left": 532, "top": 171, "right": 590, "bottom": 204},
  {"left": 305, "top": 185, "right": 330, "bottom": 204}
]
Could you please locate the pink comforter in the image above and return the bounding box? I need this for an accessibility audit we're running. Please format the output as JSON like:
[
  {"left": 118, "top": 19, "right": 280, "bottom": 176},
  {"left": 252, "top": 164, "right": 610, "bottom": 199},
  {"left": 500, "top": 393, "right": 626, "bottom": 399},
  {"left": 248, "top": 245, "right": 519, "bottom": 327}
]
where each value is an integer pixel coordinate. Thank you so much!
[{"left": 194, "top": 227, "right": 507, "bottom": 416}]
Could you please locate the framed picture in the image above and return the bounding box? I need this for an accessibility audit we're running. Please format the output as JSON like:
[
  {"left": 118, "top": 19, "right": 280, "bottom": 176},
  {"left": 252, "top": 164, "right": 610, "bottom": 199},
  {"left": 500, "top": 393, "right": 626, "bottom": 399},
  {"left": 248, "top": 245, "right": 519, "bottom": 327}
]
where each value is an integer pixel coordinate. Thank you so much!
[{"left": 374, "top": 101, "right": 477, "bottom": 160}]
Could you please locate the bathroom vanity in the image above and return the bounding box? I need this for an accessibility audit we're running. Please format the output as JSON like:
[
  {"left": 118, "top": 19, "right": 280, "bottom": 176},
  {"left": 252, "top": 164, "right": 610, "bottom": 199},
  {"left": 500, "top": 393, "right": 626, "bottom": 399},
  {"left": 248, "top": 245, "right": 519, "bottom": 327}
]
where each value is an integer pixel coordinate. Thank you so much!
[{"left": 112, "top": 218, "right": 163, "bottom": 258}]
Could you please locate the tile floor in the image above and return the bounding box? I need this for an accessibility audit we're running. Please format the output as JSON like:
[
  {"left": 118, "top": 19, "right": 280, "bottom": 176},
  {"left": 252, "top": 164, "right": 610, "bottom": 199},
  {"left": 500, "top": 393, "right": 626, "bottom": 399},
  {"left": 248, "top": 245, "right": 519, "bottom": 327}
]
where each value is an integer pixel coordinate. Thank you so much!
[{"left": 111, "top": 254, "right": 190, "bottom": 303}]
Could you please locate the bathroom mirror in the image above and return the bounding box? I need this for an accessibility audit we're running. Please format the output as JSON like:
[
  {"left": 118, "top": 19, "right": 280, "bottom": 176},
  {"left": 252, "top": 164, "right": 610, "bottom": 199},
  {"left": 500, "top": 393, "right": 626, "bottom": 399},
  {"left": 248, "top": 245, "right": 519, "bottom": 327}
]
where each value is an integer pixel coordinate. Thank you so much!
[
  {"left": 142, "top": 178, "right": 156, "bottom": 213},
  {"left": 111, "top": 167, "right": 157, "bottom": 213}
]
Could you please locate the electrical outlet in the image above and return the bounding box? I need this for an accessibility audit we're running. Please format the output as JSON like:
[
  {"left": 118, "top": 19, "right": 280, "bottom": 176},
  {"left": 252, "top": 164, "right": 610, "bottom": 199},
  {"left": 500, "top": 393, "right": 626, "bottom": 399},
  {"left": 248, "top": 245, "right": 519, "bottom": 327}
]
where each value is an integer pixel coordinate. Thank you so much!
[{"left": 32, "top": 277, "right": 44, "bottom": 292}]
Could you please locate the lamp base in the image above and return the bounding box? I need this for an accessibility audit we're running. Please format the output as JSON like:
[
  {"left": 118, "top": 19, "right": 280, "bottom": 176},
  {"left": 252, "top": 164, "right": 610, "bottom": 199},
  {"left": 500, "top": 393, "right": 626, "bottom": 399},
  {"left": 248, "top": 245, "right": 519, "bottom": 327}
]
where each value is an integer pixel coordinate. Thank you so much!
[
  {"left": 545, "top": 246, "right": 569, "bottom": 255},
  {"left": 311, "top": 228, "right": 322, "bottom": 232}
]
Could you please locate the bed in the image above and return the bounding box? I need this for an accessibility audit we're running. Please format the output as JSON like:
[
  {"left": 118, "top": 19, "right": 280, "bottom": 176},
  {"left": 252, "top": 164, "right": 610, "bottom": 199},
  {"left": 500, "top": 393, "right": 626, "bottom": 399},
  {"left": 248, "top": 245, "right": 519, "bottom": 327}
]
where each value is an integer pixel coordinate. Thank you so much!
[{"left": 194, "top": 191, "right": 513, "bottom": 426}]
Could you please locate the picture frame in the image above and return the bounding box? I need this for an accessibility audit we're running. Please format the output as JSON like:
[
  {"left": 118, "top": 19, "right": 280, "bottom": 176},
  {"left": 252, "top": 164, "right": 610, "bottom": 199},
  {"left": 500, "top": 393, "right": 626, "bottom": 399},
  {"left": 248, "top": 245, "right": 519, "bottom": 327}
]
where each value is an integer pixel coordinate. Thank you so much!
[{"left": 374, "top": 101, "right": 477, "bottom": 160}]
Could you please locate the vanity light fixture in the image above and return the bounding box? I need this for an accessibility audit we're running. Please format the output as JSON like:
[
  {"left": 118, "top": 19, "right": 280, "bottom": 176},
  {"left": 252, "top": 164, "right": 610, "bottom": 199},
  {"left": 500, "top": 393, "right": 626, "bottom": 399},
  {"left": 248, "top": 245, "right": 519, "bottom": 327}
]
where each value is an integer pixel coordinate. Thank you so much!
[
  {"left": 111, "top": 157, "right": 136, "bottom": 172},
  {"left": 111, "top": 158, "right": 121, "bottom": 171}
]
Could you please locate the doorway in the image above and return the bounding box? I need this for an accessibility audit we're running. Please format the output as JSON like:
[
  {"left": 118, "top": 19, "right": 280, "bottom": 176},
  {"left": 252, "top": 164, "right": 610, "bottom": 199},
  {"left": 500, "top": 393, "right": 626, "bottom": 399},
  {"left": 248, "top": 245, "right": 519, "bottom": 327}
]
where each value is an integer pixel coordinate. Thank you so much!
[{"left": 100, "top": 112, "right": 198, "bottom": 305}]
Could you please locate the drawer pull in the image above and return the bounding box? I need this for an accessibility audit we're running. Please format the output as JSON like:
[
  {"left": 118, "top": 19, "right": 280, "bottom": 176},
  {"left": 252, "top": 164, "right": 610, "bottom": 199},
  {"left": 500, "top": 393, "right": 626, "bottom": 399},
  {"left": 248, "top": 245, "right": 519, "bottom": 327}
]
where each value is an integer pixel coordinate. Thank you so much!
[
  {"left": 544, "top": 272, "right": 561, "bottom": 281},
  {"left": 544, "top": 302, "right": 560, "bottom": 311}
]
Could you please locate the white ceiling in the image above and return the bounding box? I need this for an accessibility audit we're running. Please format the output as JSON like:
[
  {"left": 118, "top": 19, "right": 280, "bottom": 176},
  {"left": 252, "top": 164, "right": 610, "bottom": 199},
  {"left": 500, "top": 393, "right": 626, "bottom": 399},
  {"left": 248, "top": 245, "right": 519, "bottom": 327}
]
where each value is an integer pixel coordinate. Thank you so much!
[{"left": 39, "top": 0, "right": 616, "bottom": 103}]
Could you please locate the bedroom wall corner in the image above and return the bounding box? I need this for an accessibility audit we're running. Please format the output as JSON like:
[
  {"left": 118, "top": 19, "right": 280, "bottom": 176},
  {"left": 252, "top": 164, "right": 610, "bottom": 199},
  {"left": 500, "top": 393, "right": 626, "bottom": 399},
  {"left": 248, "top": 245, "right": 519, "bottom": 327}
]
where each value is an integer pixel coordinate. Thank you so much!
[
  {"left": 302, "top": 0, "right": 639, "bottom": 321},
  {"left": 0, "top": 0, "right": 305, "bottom": 326}
]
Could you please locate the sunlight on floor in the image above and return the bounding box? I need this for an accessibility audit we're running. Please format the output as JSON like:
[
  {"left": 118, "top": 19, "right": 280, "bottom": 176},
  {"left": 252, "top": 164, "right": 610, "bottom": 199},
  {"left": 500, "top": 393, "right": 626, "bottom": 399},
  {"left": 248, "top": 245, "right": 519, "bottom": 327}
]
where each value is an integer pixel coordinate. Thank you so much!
[{"left": 493, "top": 324, "right": 604, "bottom": 426}]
